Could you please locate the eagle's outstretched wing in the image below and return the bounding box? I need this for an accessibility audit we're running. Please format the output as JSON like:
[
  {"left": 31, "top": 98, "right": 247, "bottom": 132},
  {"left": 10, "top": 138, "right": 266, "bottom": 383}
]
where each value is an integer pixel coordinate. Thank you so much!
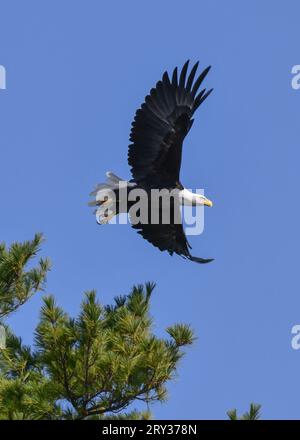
[
  {"left": 128, "top": 60, "right": 212, "bottom": 188},
  {"left": 132, "top": 220, "right": 213, "bottom": 264}
]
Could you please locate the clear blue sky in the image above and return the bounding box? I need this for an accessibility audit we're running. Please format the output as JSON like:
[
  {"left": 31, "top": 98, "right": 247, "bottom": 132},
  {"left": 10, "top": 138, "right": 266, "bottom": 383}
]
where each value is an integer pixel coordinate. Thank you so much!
[{"left": 0, "top": 0, "right": 299, "bottom": 420}]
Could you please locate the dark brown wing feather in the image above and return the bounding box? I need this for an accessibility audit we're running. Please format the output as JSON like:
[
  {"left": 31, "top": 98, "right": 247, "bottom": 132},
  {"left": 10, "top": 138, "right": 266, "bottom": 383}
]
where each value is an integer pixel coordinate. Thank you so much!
[
  {"left": 131, "top": 200, "right": 213, "bottom": 264},
  {"left": 128, "top": 61, "right": 213, "bottom": 188},
  {"left": 133, "top": 220, "right": 213, "bottom": 264}
]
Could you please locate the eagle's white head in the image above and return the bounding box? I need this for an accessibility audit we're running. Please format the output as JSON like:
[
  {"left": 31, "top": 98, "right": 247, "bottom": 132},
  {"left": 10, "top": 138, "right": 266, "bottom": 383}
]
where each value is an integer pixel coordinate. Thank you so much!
[{"left": 179, "top": 188, "right": 213, "bottom": 207}]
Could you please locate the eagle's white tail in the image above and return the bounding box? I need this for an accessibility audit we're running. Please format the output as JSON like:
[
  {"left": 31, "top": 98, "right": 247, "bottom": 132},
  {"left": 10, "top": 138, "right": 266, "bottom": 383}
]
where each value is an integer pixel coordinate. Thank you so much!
[{"left": 89, "top": 171, "right": 128, "bottom": 224}]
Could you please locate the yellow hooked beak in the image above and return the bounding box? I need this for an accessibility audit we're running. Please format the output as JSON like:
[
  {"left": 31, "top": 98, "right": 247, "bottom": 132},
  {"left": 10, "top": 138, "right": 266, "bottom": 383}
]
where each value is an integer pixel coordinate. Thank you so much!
[{"left": 204, "top": 198, "right": 213, "bottom": 207}]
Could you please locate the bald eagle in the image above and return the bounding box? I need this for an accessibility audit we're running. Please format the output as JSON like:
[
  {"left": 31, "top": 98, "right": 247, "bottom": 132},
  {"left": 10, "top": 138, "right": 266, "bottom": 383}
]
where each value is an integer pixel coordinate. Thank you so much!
[{"left": 90, "top": 61, "right": 214, "bottom": 263}]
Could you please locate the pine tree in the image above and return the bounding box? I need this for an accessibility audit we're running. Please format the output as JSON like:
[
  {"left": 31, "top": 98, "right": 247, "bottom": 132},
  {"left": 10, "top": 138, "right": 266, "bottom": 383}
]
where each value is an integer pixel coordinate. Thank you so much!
[
  {"left": 0, "top": 233, "right": 50, "bottom": 320},
  {"left": 0, "top": 237, "right": 195, "bottom": 419},
  {"left": 1, "top": 235, "right": 260, "bottom": 420},
  {"left": 227, "top": 403, "right": 261, "bottom": 420}
]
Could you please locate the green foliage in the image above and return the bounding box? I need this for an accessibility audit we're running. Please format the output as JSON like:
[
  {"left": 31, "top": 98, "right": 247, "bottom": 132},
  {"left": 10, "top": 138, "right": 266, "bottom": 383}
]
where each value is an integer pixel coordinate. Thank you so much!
[
  {"left": 0, "top": 330, "right": 61, "bottom": 419},
  {"left": 1, "top": 235, "right": 259, "bottom": 420},
  {"left": 227, "top": 403, "right": 261, "bottom": 420},
  {"left": 0, "top": 277, "right": 194, "bottom": 419},
  {"left": 0, "top": 234, "right": 50, "bottom": 319}
]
